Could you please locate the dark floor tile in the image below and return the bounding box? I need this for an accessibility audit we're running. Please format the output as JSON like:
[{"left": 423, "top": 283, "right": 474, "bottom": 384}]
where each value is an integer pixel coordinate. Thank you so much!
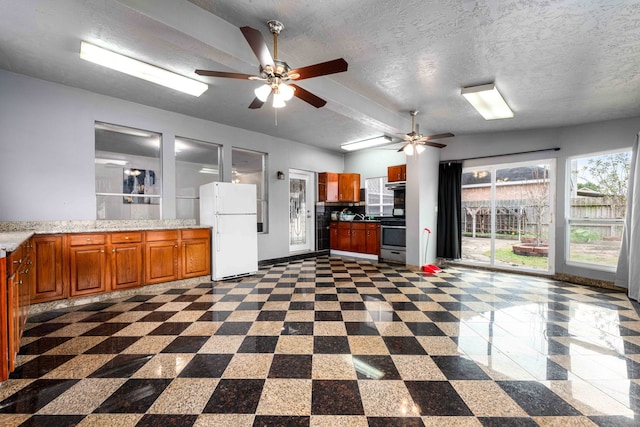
[
  {"left": 93, "top": 378, "right": 171, "bottom": 413},
  {"left": 437, "top": 302, "right": 473, "bottom": 311},
  {"left": 77, "top": 302, "right": 116, "bottom": 311},
  {"left": 431, "top": 356, "right": 491, "bottom": 380},
  {"left": 545, "top": 338, "right": 571, "bottom": 355},
  {"left": 340, "top": 302, "right": 367, "bottom": 311},
  {"left": 315, "top": 311, "right": 343, "bottom": 321},
  {"left": 215, "top": 321, "right": 253, "bottom": 335},
  {"left": 179, "top": 354, "right": 233, "bottom": 378},
  {"left": 8, "top": 355, "right": 74, "bottom": 378},
  {"left": 353, "top": 355, "right": 401, "bottom": 380},
  {"left": 0, "top": 379, "right": 78, "bottom": 413},
  {"left": 282, "top": 322, "right": 314, "bottom": 335},
  {"left": 124, "top": 295, "right": 155, "bottom": 302},
  {"left": 185, "top": 302, "right": 214, "bottom": 311},
  {"left": 130, "top": 302, "right": 166, "bottom": 311},
  {"left": 336, "top": 288, "right": 357, "bottom": 294},
  {"left": 314, "top": 336, "right": 351, "bottom": 354},
  {"left": 139, "top": 311, "right": 178, "bottom": 322},
  {"left": 478, "top": 417, "right": 538, "bottom": 426},
  {"left": 382, "top": 337, "right": 427, "bottom": 355},
  {"left": 406, "top": 294, "right": 434, "bottom": 302},
  {"left": 588, "top": 415, "right": 640, "bottom": 427},
  {"left": 161, "top": 336, "right": 209, "bottom": 353},
  {"left": 423, "top": 311, "right": 460, "bottom": 322},
  {"left": 368, "top": 311, "right": 402, "bottom": 321},
  {"left": 78, "top": 311, "right": 123, "bottom": 322},
  {"left": 367, "top": 417, "right": 425, "bottom": 427},
  {"left": 136, "top": 414, "right": 198, "bottom": 427},
  {"left": 405, "top": 381, "right": 473, "bottom": 416},
  {"left": 171, "top": 294, "right": 201, "bottom": 302},
  {"left": 623, "top": 340, "right": 640, "bottom": 354},
  {"left": 148, "top": 322, "right": 192, "bottom": 335},
  {"left": 404, "top": 322, "right": 446, "bottom": 336},
  {"left": 289, "top": 302, "right": 315, "bottom": 311},
  {"left": 18, "top": 337, "right": 72, "bottom": 355},
  {"left": 253, "top": 416, "right": 310, "bottom": 426},
  {"left": 164, "top": 288, "right": 188, "bottom": 294},
  {"left": 390, "top": 302, "right": 419, "bottom": 311},
  {"left": 268, "top": 294, "right": 292, "bottom": 302},
  {"left": 17, "top": 414, "right": 86, "bottom": 427},
  {"left": 345, "top": 322, "right": 379, "bottom": 336},
  {"left": 311, "top": 380, "right": 364, "bottom": 415},
  {"left": 544, "top": 323, "right": 571, "bottom": 337},
  {"left": 88, "top": 354, "right": 152, "bottom": 378},
  {"left": 257, "top": 310, "right": 287, "bottom": 321},
  {"left": 81, "top": 323, "right": 129, "bottom": 336},
  {"left": 84, "top": 336, "right": 140, "bottom": 354},
  {"left": 237, "top": 302, "right": 265, "bottom": 310},
  {"left": 268, "top": 354, "right": 312, "bottom": 379},
  {"left": 26, "top": 310, "right": 68, "bottom": 323},
  {"left": 203, "top": 379, "right": 264, "bottom": 413},
  {"left": 219, "top": 294, "right": 246, "bottom": 302},
  {"left": 198, "top": 310, "right": 232, "bottom": 322},
  {"left": 22, "top": 323, "right": 67, "bottom": 337},
  {"left": 315, "top": 294, "right": 338, "bottom": 301},
  {"left": 497, "top": 381, "right": 580, "bottom": 416},
  {"left": 509, "top": 355, "right": 568, "bottom": 380},
  {"left": 238, "top": 336, "right": 279, "bottom": 353}
]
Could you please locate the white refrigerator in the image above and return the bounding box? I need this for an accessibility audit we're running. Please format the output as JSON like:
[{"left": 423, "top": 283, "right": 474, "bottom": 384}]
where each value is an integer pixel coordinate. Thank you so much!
[{"left": 200, "top": 182, "right": 258, "bottom": 280}]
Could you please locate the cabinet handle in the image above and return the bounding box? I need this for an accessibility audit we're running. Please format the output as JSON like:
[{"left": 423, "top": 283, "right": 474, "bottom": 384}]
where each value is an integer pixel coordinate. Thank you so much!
[
  {"left": 86, "top": 238, "right": 91, "bottom": 242},
  {"left": 174, "top": 245, "right": 178, "bottom": 248},
  {"left": 18, "top": 280, "right": 23, "bottom": 285},
  {"left": 100, "top": 250, "right": 105, "bottom": 253},
  {"left": 125, "top": 236, "right": 129, "bottom": 240},
  {"left": 112, "top": 249, "right": 116, "bottom": 253},
  {"left": 13, "top": 259, "right": 21, "bottom": 264}
]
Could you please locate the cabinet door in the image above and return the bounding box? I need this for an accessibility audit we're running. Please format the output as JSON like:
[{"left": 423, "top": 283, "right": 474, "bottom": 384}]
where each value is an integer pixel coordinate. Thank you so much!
[
  {"left": 7, "top": 271, "right": 19, "bottom": 372},
  {"left": 31, "top": 235, "right": 65, "bottom": 303},
  {"left": 318, "top": 172, "right": 339, "bottom": 202},
  {"left": 111, "top": 243, "right": 143, "bottom": 291},
  {"left": 69, "top": 245, "right": 107, "bottom": 297},
  {"left": 338, "top": 173, "right": 360, "bottom": 202},
  {"left": 337, "top": 223, "right": 351, "bottom": 251},
  {"left": 351, "top": 223, "right": 367, "bottom": 253},
  {"left": 388, "top": 165, "right": 406, "bottom": 182},
  {"left": 366, "top": 224, "right": 380, "bottom": 255},
  {"left": 145, "top": 240, "right": 179, "bottom": 284},
  {"left": 329, "top": 223, "right": 339, "bottom": 250},
  {"left": 181, "top": 239, "right": 210, "bottom": 278},
  {"left": 401, "top": 164, "right": 407, "bottom": 181}
]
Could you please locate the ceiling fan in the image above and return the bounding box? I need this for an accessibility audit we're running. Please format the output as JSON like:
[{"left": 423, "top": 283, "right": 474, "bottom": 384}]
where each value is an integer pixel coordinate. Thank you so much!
[
  {"left": 398, "top": 110, "right": 454, "bottom": 155},
  {"left": 195, "top": 20, "right": 348, "bottom": 109}
]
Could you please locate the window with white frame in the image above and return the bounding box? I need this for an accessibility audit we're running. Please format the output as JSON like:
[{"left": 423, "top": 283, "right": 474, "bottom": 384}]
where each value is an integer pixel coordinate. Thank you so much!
[
  {"left": 567, "top": 148, "right": 632, "bottom": 269},
  {"left": 365, "top": 176, "right": 393, "bottom": 216},
  {"left": 232, "top": 148, "right": 268, "bottom": 233}
]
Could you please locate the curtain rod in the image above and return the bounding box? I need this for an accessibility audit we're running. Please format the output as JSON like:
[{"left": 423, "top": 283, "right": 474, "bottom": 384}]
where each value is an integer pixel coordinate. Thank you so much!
[{"left": 440, "top": 147, "right": 560, "bottom": 163}]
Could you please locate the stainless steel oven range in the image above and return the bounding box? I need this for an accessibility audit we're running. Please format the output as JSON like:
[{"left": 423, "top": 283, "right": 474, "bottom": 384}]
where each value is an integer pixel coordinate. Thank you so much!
[{"left": 380, "top": 217, "right": 406, "bottom": 263}]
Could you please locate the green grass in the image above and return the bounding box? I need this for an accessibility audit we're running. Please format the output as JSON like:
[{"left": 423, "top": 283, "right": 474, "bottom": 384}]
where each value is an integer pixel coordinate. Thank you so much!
[
  {"left": 568, "top": 252, "right": 618, "bottom": 267},
  {"left": 483, "top": 248, "right": 549, "bottom": 269}
]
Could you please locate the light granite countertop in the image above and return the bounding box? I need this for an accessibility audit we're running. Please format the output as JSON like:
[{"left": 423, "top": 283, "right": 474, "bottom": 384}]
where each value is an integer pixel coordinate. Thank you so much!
[{"left": 0, "top": 220, "right": 209, "bottom": 257}]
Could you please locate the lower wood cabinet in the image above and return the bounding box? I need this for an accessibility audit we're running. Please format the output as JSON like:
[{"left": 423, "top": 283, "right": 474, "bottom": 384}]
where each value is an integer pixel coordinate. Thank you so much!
[
  {"left": 69, "top": 234, "right": 108, "bottom": 297},
  {"left": 180, "top": 229, "right": 211, "bottom": 278},
  {"left": 31, "top": 235, "right": 66, "bottom": 303},
  {"left": 145, "top": 230, "right": 180, "bottom": 284},
  {"left": 110, "top": 232, "right": 143, "bottom": 291},
  {"left": 329, "top": 222, "right": 380, "bottom": 255}
]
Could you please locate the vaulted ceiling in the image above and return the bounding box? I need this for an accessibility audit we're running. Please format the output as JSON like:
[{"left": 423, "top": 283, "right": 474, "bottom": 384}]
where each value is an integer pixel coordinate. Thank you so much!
[{"left": 1, "top": 0, "right": 639, "bottom": 152}]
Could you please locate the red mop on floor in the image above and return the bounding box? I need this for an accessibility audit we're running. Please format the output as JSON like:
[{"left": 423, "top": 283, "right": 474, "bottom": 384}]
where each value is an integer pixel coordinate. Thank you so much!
[{"left": 422, "top": 227, "right": 442, "bottom": 273}]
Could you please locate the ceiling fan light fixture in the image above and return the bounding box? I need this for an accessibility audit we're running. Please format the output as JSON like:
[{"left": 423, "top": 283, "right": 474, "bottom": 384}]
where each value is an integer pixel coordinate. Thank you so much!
[
  {"left": 403, "top": 143, "right": 415, "bottom": 156},
  {"left": 415, "top": 144, "right": 426, "bottom": 154},
  {"left": 341, "top": 135, "right": 392, "bottom": 151},
  {"left": 279, "top": 83, "right": 295, "bottom": 101},
  {"left": 80, "top": 41, "right": 208, "bottom": 97},
  {"left": 461, "top": 83, "right": 514, "bottom": 120},
  {"left": 254, "top": 84, "right": 272, "bottom": 102},
  {"left": 272, "top": 92, "right": 286, "bottom": 108}
]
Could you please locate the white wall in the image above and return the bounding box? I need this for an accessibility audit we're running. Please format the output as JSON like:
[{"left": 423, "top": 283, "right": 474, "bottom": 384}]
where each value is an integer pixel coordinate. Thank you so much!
[
  {"left": 0, "top": 70, "right": 344, "bottom": 261},
  {"left": 344, "top": 147, "right": 406, "bottom": 181}
]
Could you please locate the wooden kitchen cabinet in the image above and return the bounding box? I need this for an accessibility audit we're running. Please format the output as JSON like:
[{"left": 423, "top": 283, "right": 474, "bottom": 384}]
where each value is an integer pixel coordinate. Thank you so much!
[
  {"left": 365, "top": 223, "right": 380, "bottom": 255},
  {"left": 350, "top": 223, "right": 367, "bottom": 253},
  {"left": 329, "top": 222, "right": 380, "bottom": 256},
  {"left": 318, "top": 172, "right": 360, "bottom": 202},
  {"left": 337, "top": 222, "right": 351, "bottom": 251},
  {"left": 180, "top": 229, "right": 211, "bottom": 278},
  {"left": 338, "top": 173, "right": 360, "bottom": 202},
  {"left": 318, "top": 172, "right": 339, "bottom": 202},
  {"left": 6, "top": 239, "right": 33, "bottom": 373},
  {"left": 110, "top": 231, "right": 143, "bottom": 291},
  {"left": 31, "top": 235, "right": 66, "bottom": 303},
  {"left": 145, "top": 230, "right": 180, "bottom": 284},
  {"left": 69, "top": 234, "right": 108, "bottom": 297},
  {"left": 329, "top": 223, "right": 339, "bottom": 250},
  {"left": 388, "top": 164, "right": 406, "bottom": 182}
]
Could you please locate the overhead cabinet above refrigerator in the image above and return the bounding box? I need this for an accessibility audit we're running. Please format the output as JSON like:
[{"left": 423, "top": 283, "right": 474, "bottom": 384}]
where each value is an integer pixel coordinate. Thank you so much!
[{"left": 200, "top": 182, "right": 258, "bottom": 280}]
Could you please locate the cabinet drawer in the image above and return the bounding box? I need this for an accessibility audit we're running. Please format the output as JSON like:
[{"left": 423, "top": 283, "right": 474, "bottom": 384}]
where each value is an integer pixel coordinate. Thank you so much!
[
  {"left": 181, "top": 228, "right": 210, "bottom": 240},
  {"left": 111, "top": 232, "right": 143, "bottom": 244},
  {"left": 366, "top": 223, "right": 380, "bottom": 230},
  {"left": 146, "top": 230, "right": 179, "bottom": 242},
  {"left": 337, "top": 222, "right": 351, "bottom": 230},
  {"left": 70, "top": 234, "right": 106, "bottom": 246},
  {"left": 351, "top": 223, "right": 366, "bottom": 230}
]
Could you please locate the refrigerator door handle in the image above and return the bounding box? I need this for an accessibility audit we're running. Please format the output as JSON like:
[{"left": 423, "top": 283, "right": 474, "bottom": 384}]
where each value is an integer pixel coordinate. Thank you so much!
[{"left": 216, "top": 216, "right": 221, "bottom": 252}]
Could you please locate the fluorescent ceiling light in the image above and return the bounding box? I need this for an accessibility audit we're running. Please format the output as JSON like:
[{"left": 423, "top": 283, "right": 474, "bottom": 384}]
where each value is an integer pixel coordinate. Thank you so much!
[
  {"left": 461, "top": 83, "right": 514, "bottom": 120},
  {"left": 341, "top": 135, "right": 392, "bottom": 151},
  {"left": 80, "top": 41, "right": 208, "bottom": 97},
  {"left": 199, "top": 167, "right": 219, "bottom": 175},
  {"left": 95, "top": 158, "right": 128, "bottom": 166}
]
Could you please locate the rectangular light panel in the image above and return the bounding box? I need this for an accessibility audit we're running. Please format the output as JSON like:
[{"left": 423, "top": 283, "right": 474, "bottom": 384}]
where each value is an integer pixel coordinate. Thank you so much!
[
  {"left": 341, "top": 135, "right": 392, "bottom": 151},
  {"left": 461, "top": 83, "right": 514, "bottom": 120}
]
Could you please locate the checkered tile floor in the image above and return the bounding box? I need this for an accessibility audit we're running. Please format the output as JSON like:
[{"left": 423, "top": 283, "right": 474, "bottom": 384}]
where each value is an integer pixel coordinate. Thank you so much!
[{"left": 1, "top": 256, "right": 640, "bottom": 426}]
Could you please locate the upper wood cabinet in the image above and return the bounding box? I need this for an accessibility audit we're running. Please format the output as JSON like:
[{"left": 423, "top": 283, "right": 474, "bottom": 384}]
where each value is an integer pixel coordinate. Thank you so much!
[
  {"left": 31, "top": 235, "right": 66, "bottom": 303},
  {"left": 388, "top": 164, "right": 406, "bottom": 182},
  {"left": 319, "top": 172, "right": 361, "bottom": 202}
]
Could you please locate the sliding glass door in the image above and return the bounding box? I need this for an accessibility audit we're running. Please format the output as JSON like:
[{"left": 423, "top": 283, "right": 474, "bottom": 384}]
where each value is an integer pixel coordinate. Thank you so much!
[{"left": 461, "top": 159, "right": 555, "bottom": 273}]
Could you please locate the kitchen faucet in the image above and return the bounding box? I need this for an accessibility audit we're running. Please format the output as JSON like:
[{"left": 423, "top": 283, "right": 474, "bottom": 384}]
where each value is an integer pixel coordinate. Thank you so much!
[{"left": 354, "top": 213, "right": 365, "bottom": 220}]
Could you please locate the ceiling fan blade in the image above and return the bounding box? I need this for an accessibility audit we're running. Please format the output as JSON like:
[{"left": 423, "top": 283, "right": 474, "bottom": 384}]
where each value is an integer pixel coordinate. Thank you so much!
[
  {"left": 195, "top": 70, "right": 256, "bottom": 79},
  {"left": 289, "top": 84, "right": 327, "bottom": 108},
  {"left": 240, "top": 26, "right": 274, "bottom": 69},
  {"left": 289, "top": 58, "right": 348, "bottom": 80},
  {"left": 422, "top": 132, "right": 455, "bottom": 141},
  {"left": 422, "top": 141, "right": 447, "bottom": 149},
  {"left": 248, "top": 97, "right": 264, "bottom": 109}
]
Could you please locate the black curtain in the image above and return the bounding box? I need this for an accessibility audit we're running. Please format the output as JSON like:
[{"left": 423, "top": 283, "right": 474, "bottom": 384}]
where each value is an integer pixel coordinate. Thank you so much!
[{"left": 437, "top": 162, "right": 462, "bottom": 259}]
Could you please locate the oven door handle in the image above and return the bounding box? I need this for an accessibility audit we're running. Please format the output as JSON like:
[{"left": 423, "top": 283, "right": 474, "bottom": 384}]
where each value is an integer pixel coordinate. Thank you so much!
[{"left": 381, "top": 225, "right": 406, "bottom": 229}]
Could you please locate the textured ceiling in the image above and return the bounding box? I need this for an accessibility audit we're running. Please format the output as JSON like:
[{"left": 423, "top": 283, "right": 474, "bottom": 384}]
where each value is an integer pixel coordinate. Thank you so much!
[{"left": 1, "top": 0, "right": 639, "bottom": 153}]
